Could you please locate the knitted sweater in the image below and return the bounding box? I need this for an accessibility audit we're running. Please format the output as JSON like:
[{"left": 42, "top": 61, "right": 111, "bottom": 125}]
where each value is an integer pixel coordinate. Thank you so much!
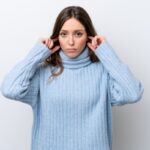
[{"left": 1, "top": 41, "right": 144, "bottom": 150}]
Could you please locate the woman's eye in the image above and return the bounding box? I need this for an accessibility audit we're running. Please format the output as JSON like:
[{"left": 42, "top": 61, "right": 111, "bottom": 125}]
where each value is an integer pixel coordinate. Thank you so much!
[
  {"left": 60, "top": 32, "right": 67, "bottom": 37},
  {"left": 59, "top": 32, "right": 83, "bottom": 38},
  {"left": 75, "top": 32, "right": 83, "bottom": 37}
]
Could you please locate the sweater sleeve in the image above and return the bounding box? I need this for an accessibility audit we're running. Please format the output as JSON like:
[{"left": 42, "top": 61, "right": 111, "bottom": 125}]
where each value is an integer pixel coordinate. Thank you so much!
[
  {"left": 0, "top": 42, "right": 52, "bottom": 107},
  {"left": 94, "top": 41, "right": 144, "bottom": 106}
]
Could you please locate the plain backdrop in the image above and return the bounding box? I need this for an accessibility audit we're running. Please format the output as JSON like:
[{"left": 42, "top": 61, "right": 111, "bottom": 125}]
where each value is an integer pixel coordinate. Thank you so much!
[{"left": 0, "top": 0, "right": 149, "bottom": 150}]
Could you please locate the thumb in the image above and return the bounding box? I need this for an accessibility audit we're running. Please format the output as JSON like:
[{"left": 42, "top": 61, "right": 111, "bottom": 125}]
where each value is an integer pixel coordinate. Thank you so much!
[
  {"left": 51, "top": 45, "right": 60, "bottom": 53},
  {"left": 87, "top": 42, "right": 95, "bottom": 51}
]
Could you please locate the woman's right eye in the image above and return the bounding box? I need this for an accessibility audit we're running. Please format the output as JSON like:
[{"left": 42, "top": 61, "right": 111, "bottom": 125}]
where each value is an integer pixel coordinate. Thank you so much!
[{"left": 59, "top": 32, "right": 67, "bottom": 37}]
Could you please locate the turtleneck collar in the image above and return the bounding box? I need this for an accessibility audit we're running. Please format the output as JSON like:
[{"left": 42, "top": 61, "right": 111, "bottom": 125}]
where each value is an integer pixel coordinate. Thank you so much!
[{"left": 59, "top": 46, "right": 92, "bottom": 69}]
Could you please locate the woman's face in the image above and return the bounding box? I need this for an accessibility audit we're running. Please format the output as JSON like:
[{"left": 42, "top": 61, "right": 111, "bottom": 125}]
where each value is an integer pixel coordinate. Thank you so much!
[{"left": 58, "top": 18, "right": 88, "bottom": 58}]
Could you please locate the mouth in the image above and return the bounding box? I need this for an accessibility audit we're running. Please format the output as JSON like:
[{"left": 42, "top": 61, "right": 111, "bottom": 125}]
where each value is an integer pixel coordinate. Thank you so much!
[{"left": 66, "top": 48, "right": 77, "bottom": 52}]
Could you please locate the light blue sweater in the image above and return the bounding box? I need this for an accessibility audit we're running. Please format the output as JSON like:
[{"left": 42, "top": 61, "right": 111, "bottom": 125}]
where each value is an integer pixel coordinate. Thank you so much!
[{"left": 1, "top": 41, "right": 144, "bottom": 150}]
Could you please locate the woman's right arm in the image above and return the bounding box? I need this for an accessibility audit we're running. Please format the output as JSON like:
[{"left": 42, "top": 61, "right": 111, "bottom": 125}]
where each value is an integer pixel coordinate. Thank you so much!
[{"left": 0, "top": 38, "right": 60, "bottom": 107}]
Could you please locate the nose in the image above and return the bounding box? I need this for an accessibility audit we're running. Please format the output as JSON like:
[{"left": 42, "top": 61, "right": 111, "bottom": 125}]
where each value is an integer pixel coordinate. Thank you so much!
[{"left": 68, "top": 35, "right": 74, "bottom": 45}]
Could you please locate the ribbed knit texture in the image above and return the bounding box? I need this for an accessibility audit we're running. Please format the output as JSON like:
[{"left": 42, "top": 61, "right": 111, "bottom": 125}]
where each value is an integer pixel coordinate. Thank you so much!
[{"left": 1, "top": 41, "right": 144, "bottom": 150}]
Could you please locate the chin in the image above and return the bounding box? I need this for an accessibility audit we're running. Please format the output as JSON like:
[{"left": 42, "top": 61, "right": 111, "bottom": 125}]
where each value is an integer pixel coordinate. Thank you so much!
[{"left": 66, "top": 53, "right": 79, "bottom": 58}]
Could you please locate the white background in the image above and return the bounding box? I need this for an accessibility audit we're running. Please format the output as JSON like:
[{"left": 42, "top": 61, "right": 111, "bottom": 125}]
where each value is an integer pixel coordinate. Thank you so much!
[{"left": 0, "top": 0, "right": 149, "bottom": 150}]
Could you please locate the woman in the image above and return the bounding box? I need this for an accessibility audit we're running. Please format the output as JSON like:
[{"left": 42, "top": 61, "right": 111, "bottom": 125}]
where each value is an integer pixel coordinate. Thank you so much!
[{"left": 1, "top": 6, "right": 144, "bottom": 150}]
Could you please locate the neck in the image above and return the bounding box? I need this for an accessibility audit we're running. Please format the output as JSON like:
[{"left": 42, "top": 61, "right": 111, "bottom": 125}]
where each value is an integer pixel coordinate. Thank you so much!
[{"left": 59, "top": 47, "right": 92, "bottom": 69}]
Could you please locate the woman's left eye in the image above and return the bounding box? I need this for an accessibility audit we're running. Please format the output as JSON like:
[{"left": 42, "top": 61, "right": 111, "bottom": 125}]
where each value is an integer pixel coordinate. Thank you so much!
[{"left": 75, "top": 32, "right": 83, "bottom": 37}]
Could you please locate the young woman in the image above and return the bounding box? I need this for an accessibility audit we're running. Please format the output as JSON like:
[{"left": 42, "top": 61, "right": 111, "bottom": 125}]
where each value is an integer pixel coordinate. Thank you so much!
[{"left": 1, "top": 5, "right": 144, "bottom": 150}]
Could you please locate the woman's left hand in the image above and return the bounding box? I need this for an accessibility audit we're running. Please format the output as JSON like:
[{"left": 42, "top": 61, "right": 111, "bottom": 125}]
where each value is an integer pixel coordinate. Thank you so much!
[{"left": 87, "top": 35, "right": 105, "bottom": 51}]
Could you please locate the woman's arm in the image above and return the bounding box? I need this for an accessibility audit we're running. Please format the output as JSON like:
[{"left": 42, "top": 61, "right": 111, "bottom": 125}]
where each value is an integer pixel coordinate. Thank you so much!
[
  {"left": 87, "top": 36, "right": 144, "bottom": 106},
  {"left": 0, "top": 38, "right": 59, "bottom": 107},
  {"left": 94, "top": 41, "right": 144, "bottom": 106}
]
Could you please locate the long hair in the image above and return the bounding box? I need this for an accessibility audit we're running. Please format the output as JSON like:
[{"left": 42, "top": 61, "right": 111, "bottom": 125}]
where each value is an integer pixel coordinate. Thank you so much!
[{"left": 45, "top": 6, "right": 100, "bottom": 79}]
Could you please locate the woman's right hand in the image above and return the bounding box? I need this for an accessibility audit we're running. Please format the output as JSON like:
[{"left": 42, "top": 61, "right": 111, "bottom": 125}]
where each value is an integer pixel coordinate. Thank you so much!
[{"left": 39, "top": 37, "right": 60, "bottom": 53}]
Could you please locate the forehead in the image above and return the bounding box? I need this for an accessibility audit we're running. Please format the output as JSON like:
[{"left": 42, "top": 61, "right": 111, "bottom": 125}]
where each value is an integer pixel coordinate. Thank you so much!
[{"left": 61, "top": 18, "right": 85, "bottom": 31}]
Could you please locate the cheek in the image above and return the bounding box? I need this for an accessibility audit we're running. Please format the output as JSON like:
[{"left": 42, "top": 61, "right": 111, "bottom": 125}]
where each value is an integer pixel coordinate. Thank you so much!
[
  {"left": 78, "top": 38, "right": 87, "bottom": 47},
  {"left": 58, "top": 38, "right": 65, "bottom": 48}
]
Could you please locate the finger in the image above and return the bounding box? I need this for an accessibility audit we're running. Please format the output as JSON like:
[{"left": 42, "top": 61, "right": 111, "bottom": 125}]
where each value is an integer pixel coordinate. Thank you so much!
[
  {"left": 87, "top": 42, "right": 95, "bottom": 51},
  {"left": 49, "top": 40, "right": 54, "bottom": 49},
  {"left": 51, "top": 45, "right": 60, "bottom": 53},
  {"left": 95, "top": 37, "right": 102, "bottom": 47},
  {"left": 96, "top": 37, "right": 101, "bottom": 45},
  {"left": 49, "top": 39, "right": 53, "bottom": 48},
  {"left": 88, "top": 36, "right": 94, "bottom": 40},
  {"left": 52, "top": 37, "right": 59, "bottom": 42},
  {"left": 50, "top": 37, "right": 58, "bottom": 49},
  {"left": 94, "top": 36, "right": 102, "bottom": 47},
  {"left": 96, "top": 36, "right": 105, "bottom": 44},
  {"left": 87, "top": 36, "right": 97, "bottom": 49},
  {"left": 47, "top": 38, "right": 50, "bottom": 46},
  {"left": 92, "top": 37, "right": 97, "bottom": 47}
]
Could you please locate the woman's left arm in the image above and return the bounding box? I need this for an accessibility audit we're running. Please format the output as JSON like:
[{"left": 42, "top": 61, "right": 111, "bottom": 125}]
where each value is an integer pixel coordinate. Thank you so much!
[{"left": 87, "top": 36, "right": 144, "bottom": 106}]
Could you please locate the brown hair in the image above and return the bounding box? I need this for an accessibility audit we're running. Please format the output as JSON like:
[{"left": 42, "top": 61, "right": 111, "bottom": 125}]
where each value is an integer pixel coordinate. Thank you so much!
[{"left": 45, "top": 6, "right": 100, "bottom": 79}]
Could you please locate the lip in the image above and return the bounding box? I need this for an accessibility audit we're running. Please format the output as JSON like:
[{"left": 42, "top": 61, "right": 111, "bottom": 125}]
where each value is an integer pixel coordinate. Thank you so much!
[
  {"left": 67, "top": 48, "right": 77, "bottom": 50},
  {"left": 66, "top": 48, "right": 77, "bottom": 52}
]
